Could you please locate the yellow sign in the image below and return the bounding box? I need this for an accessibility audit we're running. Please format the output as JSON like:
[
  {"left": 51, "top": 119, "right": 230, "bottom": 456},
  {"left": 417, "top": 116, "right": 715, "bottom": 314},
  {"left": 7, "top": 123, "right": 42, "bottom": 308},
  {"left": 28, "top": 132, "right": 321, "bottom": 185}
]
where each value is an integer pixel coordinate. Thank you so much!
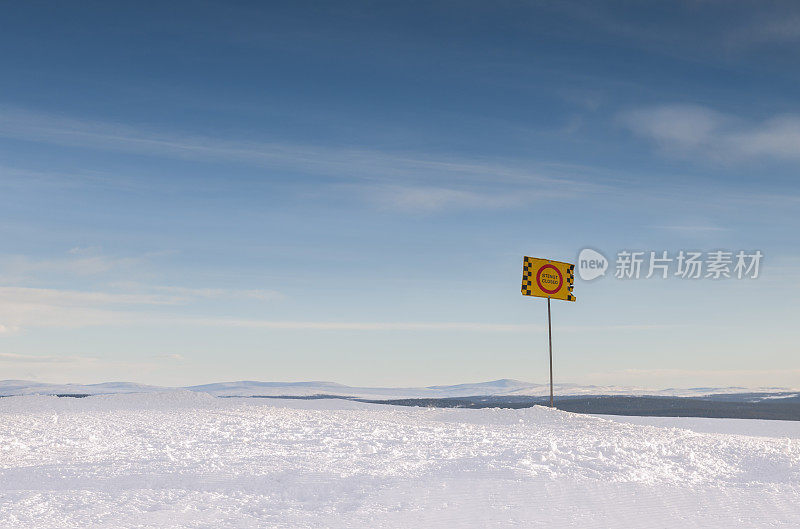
[{"left": 521, "top": 256, "right": 575, "bottom": 301}]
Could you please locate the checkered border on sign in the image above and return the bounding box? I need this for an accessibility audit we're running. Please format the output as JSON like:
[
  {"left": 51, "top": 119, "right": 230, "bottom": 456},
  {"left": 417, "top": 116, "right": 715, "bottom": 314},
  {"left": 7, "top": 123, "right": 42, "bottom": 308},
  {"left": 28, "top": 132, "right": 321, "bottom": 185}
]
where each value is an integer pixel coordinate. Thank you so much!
[
  {"left": 521, "top": 256, "right": 535, "bottom": 296},
  {"left": 565, "top": 264, "right": 576, "bottom": 301}
]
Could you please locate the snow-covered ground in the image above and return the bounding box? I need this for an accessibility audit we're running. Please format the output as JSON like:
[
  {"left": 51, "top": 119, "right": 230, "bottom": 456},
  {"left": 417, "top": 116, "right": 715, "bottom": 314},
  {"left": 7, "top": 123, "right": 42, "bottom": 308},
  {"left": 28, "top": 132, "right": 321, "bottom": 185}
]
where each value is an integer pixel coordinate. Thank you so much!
[
  {"left": 597, "top": 414, "right": 800, "bottom": 439},
  {"left": 1, "top": 392, "right": 799, "bottom": 528}
]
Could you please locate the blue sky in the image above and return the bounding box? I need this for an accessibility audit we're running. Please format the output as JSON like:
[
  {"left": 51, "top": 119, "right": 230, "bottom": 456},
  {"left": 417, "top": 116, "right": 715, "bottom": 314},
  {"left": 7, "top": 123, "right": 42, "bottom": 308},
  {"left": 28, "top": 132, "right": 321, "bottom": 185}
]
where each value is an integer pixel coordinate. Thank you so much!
[{"left": 0, "top": 1, "right": 798, "bottom": 388}]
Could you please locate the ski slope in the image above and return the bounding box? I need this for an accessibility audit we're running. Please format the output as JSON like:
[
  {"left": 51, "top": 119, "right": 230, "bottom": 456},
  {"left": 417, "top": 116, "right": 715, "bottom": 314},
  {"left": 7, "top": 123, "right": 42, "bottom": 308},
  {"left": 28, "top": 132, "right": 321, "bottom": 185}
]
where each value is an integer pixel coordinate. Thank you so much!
[{"left": 1, "top": 392, "right": 799, "bottom": 528}]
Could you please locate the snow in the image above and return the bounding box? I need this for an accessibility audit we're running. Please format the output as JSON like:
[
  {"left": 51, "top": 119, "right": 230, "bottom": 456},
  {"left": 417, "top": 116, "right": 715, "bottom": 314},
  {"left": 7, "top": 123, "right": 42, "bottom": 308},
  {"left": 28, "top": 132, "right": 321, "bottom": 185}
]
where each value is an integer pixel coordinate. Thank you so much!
[
  {"left": 759, "top": 394, "right": 800, "bottom": 400},
  {"left": 0, "top": 380, "right": 166, "bottom": 396},
  {"left": 1, "top": 393, "right": 799, "bottom": 528},
  {"left": 2, "top": 378, "right": 795, "bottom": 399},
  {"left": 597, "top": 414, "right": 800, "bottom": 439}
]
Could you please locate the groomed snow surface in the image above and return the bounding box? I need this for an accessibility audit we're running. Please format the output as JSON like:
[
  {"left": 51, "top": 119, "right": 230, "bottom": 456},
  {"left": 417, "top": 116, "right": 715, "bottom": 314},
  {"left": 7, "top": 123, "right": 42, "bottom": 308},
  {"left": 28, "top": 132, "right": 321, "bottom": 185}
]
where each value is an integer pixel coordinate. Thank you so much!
[{"left": 1, "top": 392, "right": 799, "bottom": 528}]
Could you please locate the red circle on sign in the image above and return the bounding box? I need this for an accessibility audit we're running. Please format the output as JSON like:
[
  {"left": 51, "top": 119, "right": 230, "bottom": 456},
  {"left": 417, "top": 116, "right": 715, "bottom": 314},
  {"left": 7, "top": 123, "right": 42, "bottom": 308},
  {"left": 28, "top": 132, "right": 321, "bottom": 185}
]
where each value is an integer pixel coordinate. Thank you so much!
[{"left": 536, "top": 264, "right": 563, "bottom": 295}]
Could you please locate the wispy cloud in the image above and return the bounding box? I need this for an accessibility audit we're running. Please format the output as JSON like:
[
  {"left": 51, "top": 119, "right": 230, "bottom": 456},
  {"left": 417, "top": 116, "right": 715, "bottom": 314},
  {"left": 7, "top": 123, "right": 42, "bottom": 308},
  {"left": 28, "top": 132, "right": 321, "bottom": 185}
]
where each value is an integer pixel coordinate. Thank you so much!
[
  {"left": 0, "top": 352, "right": 188, "bottom": 385},
  {"left": 112, "top": 283, "right": 282, "bottom": 302},
  {"left": 0, "top": 284, "right": 287, "bottom": 334},
  {"left": 0, "top": 352, "right": 77, "bottom": 363},
  {"left": 653, "top": 225, "right": 729, "bottom": 233},
  {"left": 0, "top": 291, "right": 681, "bottom": 334},
  {"left": 360, "top": 183, "right": 575, "bottom": 212},
  {"left": 187, "top": 319, "right": 677, "bottom": 332},
  {"left": 722, "top": 12, "right": 800, "bottom": 49},
  {"left": 733, "top": 116, "right": 800, "bottom": 159},
  {"left": 150, "top": 353, "right": 185, "bottom": 361},
  {"left": 0, "top": 247, "right": 184, "bottom": 288},
  {"left": 200, "top": 320, "right": 536, "bottom": 331},
  {"left": 0, "top": 246, "right": 284, "bottom": 334},
  {"left": 0, "top": 286, "right": 181, "bottom": 307},
  {"left": 0, "top": 280, "right": 679, "bottom": 334},
  {"left": 553, "top": 1, "right": 800, "bottom": 62},
  {"left": 0, "top": 106, "right": 598, "bottom": 210},
  {"left": 618, "top": 368, "right": 800, "bottom": 377},
  {"left": 620, "top": 104, "right": 800, "bottom": 163},
  {"left": 620, "top": 104, "right": 725, "bottom": 153},
  {"left": 0, "top": 251, "right": 142, "bottom": 279},
  {"left": 583, "top": 366, "right": 800, "bottom": 389}
]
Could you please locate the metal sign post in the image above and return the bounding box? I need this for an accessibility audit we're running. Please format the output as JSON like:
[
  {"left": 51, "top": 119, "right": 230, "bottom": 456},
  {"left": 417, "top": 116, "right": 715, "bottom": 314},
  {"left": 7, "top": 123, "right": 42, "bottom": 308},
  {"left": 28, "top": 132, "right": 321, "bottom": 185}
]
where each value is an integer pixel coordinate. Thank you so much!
[
  {"left": 548, "top": 297, "right": 553, "bottom": 408},
  {"left": 521, "top": 256, "right": 575, "bottom": 409}
]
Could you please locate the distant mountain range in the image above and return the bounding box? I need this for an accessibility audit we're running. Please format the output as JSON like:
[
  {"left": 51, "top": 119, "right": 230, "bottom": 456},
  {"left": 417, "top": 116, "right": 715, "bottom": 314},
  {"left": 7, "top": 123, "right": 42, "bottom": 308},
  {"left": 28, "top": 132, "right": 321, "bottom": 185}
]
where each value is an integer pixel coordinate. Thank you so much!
[{"left": 1, "top": 378, "right": 795, "bottom": 400}]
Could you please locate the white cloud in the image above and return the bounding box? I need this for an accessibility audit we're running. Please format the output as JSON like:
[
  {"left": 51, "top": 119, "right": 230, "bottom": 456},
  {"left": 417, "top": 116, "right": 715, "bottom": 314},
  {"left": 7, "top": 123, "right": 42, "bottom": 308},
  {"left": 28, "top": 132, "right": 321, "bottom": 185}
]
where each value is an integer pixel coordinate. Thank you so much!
[
  {"left": 730, "top": 116, "right": 800, "bottom": 159},
  {"left": 0, "top": 283, "right": 678, "bottom": 334},
  {"left": 622, "top": 105, "right": 724, "bottom": 150},
  {"left": 365, "top": 185, "right": 527, "bottom": 212},
  {"left": 654, "top": 225, "right": 728, "bottom": 233},
  {"left": 107, "top": 282, "right": 282, "bottom": 302},
  {"left": 187, "top": 320, "right": 677, "bottom": 332},
  {"left": 0, "top": 286, "right": 181, "bottom": 307},
  {"left": 68, "top": 246, "right": 102, "bottom": 255},
  {"left": 0, "top": 106, "right": 595, "bottom": 211},
  {"left": 0, "top": 352, "right": 186, "bottom": 384},
  {"left": 619, "top": 368, "right": 800, "bottom": 377},
  {"left": 0, "top": 253, "right": 140, "bottom": 279},
  {"left": 0, "top": 246, "right": 286, "bottom": 334},
  {"left": 151, "top": 353, "right": 185, "bottom": 361},
  {"left": 620, "top": 104, "right": 800, "bottom": 163},
  {"left": 585, "top": 366, "right": 800, "bottom": 390},
  {"left": 192, "top": 320, "right": 535, "bottom": 331},
  {"left": 0, "top": 352, "right": 76, "bottom": 363},
  {"left": 144, "top": 285, "right": 282, "bottom": 301},
  {"left": 0, "top": 302, "right": 522, "bottom": 333},
  {"left": 723, "top": 13, "right": 800, "bottom": 48},
  {"left": 0, "top": 284, "right": 282, "bottom": 334}
]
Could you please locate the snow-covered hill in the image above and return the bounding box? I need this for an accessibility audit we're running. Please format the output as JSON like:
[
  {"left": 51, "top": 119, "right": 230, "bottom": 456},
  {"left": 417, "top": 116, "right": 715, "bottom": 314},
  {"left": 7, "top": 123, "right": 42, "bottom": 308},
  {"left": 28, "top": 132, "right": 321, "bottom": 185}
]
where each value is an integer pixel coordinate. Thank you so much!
[
  {"left": 0, "top": 392, "right": 798, "bottom": 528},
  {"left": 1, "top": 378, "right": 791, "bottom": 399},
  {"left": 0, "top": 380, "right": 164, "bottom": 396}
]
